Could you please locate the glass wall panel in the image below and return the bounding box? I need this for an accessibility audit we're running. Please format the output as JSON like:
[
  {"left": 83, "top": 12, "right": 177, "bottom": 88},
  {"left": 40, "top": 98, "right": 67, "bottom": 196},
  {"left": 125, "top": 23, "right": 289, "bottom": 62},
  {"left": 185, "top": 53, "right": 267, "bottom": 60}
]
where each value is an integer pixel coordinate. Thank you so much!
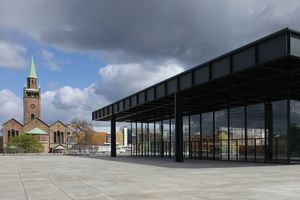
[
  {"left": 190, "top": 114, "right": 200, "bottom": 158},
  {"left": 149, "top": 122, "right": 155, "bottom": 156},
  {"left": 202, "top": 112, "right": 214, "bottom": 159},
  {"left": 290, "top": 100, "right": 300, "bottom": 161},
  {"left": 170, "top": 118, "right": 175, "bottom": 158},
  {"left": 132, "top": 122, "right": 136, "bottom": 156},
  {"left": 155, "top": 120, "right": 162, "bottom": 157},
  {"left": 143, "top": 123, "right": 148, "bottom": 156},
  {"left": 230, "top": 107, "right": 245, "bottom": 161},
  {"left": 247, "top": 103, "right": 265, "bottom": 162},
  {"left": 137, "top": 122, "right": 142, "bottom": 156},
  {"left": 183, "top": 116, "right": 189, "bottom": 158},
  {"left": 215, "top": 110, "right": 228, "bottom": 160},
  {"left": 163, "top": 119, "right": 170, "bottom": 157},
  {"left": 272, "top": 100, "right": 288, "bottom": 162}
]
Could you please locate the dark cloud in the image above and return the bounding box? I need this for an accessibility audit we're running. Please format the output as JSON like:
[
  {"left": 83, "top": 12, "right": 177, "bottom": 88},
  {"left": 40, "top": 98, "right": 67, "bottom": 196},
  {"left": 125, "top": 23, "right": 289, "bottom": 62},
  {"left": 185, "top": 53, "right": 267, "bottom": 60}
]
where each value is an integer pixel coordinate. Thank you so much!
[{"left": 1, "top": 0, "right": 300, "bottom": 67}]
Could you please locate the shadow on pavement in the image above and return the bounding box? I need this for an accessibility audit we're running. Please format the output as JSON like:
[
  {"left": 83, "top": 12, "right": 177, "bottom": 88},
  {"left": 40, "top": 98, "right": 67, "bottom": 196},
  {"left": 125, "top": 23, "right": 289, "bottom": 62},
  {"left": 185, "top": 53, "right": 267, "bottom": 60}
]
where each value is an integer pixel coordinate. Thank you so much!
[{"left": 70, "top": 154, "right": 285, "bottom": 169}]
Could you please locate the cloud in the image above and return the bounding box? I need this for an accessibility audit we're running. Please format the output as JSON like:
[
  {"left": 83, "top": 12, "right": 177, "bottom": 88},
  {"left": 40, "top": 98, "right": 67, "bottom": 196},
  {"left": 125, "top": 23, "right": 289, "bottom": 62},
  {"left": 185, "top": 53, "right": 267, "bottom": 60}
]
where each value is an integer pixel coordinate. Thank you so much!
[
  {"left": 52, "top": 86, "right": 87, "bottom": 109},
  {"left": 0, "top": 89, "right": 22, "bottom": 124},
  {"left": 41, "top": 49, "right": 61, "bottom": 71},
  {"left": 41, "top": 85, "right": 109, "bottom": 124},
  {"left": 1, "top": 0, "right": 300, "bottom": 67},
  {"left": 95, "top": 59, "right": 185, "bottom": 101},
  {"left": 0, "top": 41, "right": 27, "bottom": 68}
]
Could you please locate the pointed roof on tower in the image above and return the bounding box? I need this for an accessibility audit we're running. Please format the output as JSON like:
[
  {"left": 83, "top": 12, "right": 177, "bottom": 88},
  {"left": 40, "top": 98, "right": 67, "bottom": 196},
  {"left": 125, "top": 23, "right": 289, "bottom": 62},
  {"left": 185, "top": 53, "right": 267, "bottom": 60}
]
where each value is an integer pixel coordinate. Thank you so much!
[{"left": 28, "top": 56, "right": 37, "bottom": 78}]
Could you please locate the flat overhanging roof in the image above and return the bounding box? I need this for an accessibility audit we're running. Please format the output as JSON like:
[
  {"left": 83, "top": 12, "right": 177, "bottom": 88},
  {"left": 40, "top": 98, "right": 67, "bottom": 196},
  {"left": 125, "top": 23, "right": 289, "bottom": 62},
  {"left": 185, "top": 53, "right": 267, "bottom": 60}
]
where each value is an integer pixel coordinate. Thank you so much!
[{"left": 93, "top": 28, "right": 300, "bottom": 122}]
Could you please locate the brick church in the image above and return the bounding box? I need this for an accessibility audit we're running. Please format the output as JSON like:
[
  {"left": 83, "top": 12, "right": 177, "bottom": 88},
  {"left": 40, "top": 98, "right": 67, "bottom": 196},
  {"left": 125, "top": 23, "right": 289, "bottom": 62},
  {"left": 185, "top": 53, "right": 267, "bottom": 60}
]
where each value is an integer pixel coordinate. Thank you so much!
[{"left": 2, "top": 57, "right": 68, "bottom": 153}]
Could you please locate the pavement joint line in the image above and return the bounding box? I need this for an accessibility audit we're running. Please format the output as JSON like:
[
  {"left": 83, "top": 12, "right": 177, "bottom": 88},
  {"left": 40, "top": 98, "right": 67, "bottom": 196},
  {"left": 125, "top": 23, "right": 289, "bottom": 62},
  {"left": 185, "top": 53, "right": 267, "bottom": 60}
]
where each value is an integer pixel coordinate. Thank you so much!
[
  {"left": 15, "top": 158, "right": 29, "bottom": 200},
  {"left": 69, "top": 174, "right": 121, "bottom": 200},
  {"left": 38, "top": 171, "right": 74, "bottom": 200}
]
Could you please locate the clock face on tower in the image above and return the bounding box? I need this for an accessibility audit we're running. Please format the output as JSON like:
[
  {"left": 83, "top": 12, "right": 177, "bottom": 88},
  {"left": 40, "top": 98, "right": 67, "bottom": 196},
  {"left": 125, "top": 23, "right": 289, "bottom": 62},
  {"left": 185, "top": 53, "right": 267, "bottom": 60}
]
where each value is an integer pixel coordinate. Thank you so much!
[{"left": 30, "top": 104, "right": 36, "bottom": 109}]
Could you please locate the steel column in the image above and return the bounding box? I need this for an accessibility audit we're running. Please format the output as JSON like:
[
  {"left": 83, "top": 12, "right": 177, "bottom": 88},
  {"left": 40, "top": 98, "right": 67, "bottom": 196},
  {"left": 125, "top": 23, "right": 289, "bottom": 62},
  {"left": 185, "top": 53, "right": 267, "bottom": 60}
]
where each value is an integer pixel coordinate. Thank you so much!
[
  {"left": 111, "top": 115, "right": 116, "bottom": 157},
  {"left": 175, "top": 92, "right": 183, "bottom": 162}
]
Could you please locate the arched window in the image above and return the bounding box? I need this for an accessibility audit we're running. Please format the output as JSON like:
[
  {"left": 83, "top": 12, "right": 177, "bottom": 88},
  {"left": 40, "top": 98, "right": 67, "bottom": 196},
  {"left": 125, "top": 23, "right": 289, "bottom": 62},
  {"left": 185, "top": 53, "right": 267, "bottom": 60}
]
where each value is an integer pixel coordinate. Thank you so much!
[
  {"left": 31, "top": 114, "right": 35, "bottom": 120},
  {"left": 16, "top": 130, "right": 19, "bottom": 137},
  {"left": 7, "top": 130, "right": 10, "bottom": 139},
  {"left": 12, "top": 129, "right": 15, "bottom": 137},
  {"left": 61, "top": 132, "right": 64, "bottom": 143}
]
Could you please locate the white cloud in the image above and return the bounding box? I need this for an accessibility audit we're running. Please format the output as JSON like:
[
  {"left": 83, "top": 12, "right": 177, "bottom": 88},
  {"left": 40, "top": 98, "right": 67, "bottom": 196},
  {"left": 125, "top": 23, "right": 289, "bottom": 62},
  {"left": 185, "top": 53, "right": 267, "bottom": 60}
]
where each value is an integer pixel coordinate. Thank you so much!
[
  {"left": 0, "top": 89, "right": 22, "bottom": 123},
  {"left": 41, "top": 85, "right": 109, "bottom": 125},
  {"left": 41, "top": 49, "right": 61, "bottom": 71},
  {"left": 52, "top": 86, "right": 86, "bottom": 109},
  {"left": 96, "top": 59, "right": 185, "bottom": 101},
  {"left": 0, "top": 41, "right": 27, "bottom": 69},
  {"left": 41, "top": 49, "right": 54, "bottom": 60}
]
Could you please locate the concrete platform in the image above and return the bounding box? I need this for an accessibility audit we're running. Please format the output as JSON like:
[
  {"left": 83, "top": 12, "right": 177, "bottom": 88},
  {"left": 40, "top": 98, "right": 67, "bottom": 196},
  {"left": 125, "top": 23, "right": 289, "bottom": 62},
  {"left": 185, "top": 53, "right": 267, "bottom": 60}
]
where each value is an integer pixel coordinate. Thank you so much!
[{"left": 0, "top": 155, "right": 299, "bottom": 200}]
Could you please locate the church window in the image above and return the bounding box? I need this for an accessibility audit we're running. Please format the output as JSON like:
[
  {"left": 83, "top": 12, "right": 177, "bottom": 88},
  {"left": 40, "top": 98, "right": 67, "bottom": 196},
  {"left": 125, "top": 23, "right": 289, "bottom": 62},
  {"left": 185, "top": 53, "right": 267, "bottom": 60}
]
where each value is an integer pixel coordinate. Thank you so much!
[
  {"left": 61, "top": 132, "right": 64, "bottom": 143},
  {"left": 16, "top": 130, "right": 19, "bottom": 137},
  {"left": 12, "top": 129, "right": 15, "bottom": 137},
  {"left": 31, "top": 114, "right": 35, "bottom": 120},
  {"left": 7, "top": 130, "right": 10, "bottom": 139}
]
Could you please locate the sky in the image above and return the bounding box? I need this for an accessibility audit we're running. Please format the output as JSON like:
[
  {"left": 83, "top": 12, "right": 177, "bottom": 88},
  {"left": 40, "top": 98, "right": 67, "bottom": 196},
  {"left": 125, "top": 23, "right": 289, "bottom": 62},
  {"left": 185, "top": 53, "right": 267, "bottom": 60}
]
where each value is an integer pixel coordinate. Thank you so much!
[{"left": 0, "top": 0, "right": 300, "bottom": 129}]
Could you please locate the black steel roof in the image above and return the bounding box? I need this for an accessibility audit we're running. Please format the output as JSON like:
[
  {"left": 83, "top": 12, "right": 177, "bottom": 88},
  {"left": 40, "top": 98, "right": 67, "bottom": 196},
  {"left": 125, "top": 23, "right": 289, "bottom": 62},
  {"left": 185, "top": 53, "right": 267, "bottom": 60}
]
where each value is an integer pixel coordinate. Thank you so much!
[{"left": 93, "top": 28, "right": 300, "bottom": 122}]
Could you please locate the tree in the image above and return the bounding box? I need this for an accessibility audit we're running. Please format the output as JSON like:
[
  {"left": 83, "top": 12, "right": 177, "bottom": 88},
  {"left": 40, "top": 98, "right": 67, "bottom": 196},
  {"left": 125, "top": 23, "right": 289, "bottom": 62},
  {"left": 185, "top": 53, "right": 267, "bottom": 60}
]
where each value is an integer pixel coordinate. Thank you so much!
[
  {"left": 5, "top": 134, "right": 43, "bottom": 153},
  {"left": 69, "top": 119, "right": 93, "bottom": 152}
]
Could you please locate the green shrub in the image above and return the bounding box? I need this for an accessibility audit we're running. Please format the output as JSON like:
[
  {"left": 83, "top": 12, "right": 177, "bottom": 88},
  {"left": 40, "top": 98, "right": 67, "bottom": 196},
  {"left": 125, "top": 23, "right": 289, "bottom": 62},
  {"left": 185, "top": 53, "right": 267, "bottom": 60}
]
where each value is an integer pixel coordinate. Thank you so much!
[{"left": 5, "top": 134, "right": 43, "bottom": 153}]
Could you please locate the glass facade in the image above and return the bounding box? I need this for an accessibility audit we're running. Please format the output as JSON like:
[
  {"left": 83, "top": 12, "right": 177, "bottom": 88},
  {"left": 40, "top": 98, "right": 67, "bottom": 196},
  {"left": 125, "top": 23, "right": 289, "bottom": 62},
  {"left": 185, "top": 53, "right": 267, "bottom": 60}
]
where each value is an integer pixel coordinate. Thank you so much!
[
  {"left": 290, "top": 100, "right": 300, "bottom": 162},
  {"left": 130, "top": 100, "right": 300, "bottom": 163}
]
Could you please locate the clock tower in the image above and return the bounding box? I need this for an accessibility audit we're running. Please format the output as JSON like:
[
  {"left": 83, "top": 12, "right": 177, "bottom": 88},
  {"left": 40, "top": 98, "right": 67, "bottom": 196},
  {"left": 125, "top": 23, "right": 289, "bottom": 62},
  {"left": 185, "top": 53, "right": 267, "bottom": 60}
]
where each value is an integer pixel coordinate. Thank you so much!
[{"left": 23, "top": 57, "right": 41, "bottom": 124}]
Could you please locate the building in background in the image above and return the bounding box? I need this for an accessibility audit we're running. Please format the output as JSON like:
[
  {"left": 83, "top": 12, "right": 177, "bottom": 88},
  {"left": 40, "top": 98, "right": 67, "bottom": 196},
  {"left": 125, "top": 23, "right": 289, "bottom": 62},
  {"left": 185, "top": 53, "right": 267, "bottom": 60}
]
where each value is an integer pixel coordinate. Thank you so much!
[{"left": 2, "top": 57, "right": 68, "bottom": 153}]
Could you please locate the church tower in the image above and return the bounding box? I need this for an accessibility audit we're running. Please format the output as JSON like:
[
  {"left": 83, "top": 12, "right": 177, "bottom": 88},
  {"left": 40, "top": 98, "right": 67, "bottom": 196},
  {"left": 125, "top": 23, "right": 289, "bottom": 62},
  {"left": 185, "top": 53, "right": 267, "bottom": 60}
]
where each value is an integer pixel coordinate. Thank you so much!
[{"left": 23, "top": 57, "right": 41, "bottom": 124}]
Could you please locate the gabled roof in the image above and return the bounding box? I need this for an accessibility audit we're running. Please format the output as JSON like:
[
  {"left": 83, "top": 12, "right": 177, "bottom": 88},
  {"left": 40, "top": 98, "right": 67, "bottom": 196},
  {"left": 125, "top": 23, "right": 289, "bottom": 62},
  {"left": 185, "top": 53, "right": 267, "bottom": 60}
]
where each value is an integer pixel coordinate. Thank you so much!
[
  {"left": 26, "top": 127, "right": 48, "bottom": 135},
  {"left": 50, "top": 120, "right": 67, "bottom": 127},
  {"left": 52, "top": 144, "right": 67, "bottom": 150},
  {"left": 23, "top": 117, "right": 49, "bottom": 127},
  {"left": 2, "top": 118, "right": 23, "bottom": 126},
  {"left": 28, "top": 56, "right": 37, "bottom": 79}
]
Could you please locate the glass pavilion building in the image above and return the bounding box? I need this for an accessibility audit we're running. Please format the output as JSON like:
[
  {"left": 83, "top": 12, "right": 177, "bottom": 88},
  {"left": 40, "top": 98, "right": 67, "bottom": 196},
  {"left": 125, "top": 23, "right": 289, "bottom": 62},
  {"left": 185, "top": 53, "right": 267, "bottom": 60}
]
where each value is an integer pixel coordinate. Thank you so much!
[{"left": 93, "top": 28, "right": 300, "bottom": 164}]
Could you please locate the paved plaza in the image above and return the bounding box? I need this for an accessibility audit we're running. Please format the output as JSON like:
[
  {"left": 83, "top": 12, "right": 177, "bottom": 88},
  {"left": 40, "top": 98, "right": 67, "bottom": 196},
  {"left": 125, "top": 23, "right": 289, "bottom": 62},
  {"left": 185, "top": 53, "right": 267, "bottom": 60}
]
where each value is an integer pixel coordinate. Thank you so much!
[{"left": 0, "top": 155, "right": 300, "bottom": 200}]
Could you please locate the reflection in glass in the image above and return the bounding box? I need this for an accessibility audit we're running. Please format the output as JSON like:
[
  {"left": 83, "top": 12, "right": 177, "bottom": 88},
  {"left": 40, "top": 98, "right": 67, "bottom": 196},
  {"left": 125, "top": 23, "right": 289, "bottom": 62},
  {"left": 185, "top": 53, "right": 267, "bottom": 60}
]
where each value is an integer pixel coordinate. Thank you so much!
[
  {"left": 272, "top": 100, "right": 287, "bottom": 161},
  {"left": 247, "top": 103, "right": 265, "bottom": 162},
  {"left": 230, "top": 107, "right": 245, "bottom": 161},
  {"left": 163, "top": 119, "right": 170, "bottom": 157},
  {"left": 171, "top": 118, "right": 175, "bottom": 158},
  {"left": 155, "top": 120, "right": 162, "bottom": 157},
  {"left": 149, "top": 122, "right": 155, "bottom": 156},
  {"left": 202, "top": 112, "right": 214, "bottom": 159},
  {"left": 183, "top": 116, "right": 189, "bottom": 158},
  {"left": 137, "top": 122, "right": 142, "bottom": 156},
  {"left": 215, "top": 110, "right": 228, "bottom": 160},
  {"left": 132, "top": 122, "right": 136, "bottom": 156},
  {"left": 190, "top": 114, "right": 200, "bottom": 158},
  {"left": 290, "top": 100, "right": 300, "bottom": 161}
]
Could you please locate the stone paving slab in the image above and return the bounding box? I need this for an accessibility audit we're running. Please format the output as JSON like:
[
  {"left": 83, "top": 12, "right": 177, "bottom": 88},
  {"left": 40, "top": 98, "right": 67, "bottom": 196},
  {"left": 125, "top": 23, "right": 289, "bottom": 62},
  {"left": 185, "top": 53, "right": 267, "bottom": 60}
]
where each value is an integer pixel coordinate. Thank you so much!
[{"left": 0, "top": 155, "right": 300, "bottom": 200}]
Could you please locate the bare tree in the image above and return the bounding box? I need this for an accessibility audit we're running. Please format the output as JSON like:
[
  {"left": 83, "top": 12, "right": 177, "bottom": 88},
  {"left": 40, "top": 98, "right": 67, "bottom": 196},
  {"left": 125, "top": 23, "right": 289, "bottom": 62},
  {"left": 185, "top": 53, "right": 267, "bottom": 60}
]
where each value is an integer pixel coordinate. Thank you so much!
[{"left": 69, "top": 119, "right": 93, "bottom": 152}]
